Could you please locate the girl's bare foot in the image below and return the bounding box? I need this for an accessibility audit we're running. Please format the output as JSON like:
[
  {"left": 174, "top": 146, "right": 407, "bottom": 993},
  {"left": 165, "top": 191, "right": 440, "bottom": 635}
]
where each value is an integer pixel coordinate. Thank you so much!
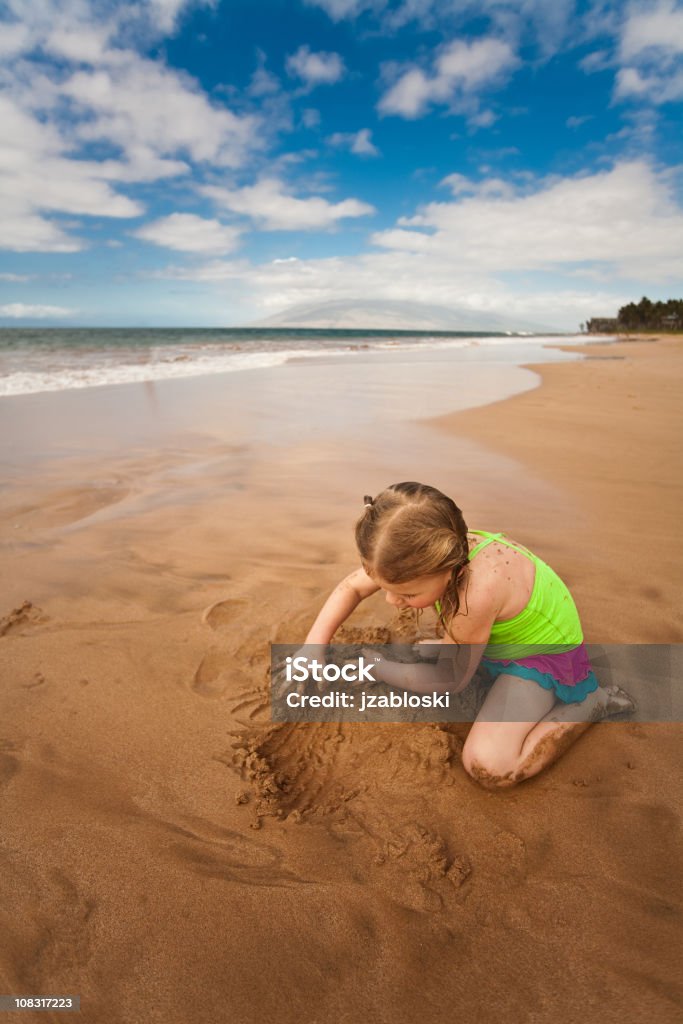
[{"left": 592, "top": 685, "right": 636, "bottom": 720}]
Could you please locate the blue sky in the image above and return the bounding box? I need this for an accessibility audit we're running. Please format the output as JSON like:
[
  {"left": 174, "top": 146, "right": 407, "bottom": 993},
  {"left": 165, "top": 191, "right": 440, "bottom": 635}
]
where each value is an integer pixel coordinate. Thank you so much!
[{"left": 0, "top": 0, "right": 682, "bottom": 329}]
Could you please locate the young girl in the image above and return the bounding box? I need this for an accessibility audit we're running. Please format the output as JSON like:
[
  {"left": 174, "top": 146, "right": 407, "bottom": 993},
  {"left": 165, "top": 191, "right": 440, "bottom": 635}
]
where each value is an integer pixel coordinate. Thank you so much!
[{"left": 302, "top": 481, "right": 633, "bottom": 790}]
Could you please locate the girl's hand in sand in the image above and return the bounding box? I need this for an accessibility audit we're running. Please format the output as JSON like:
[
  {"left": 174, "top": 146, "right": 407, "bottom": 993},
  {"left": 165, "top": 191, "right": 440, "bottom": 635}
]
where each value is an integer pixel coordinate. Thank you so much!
[
  {"left": 273, "top": 644, "right": 328, "bottom": 699},
  {"left": 413, "top": 639, "right": 442, "bottom": 662},
  {"left": 360, "top": 647, "right": 389, "bottom": 684}
]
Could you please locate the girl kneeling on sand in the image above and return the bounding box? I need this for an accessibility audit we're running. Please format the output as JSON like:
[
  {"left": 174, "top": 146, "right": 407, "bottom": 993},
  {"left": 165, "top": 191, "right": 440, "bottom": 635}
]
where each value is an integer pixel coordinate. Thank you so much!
[{"left": 301, "top": 481, "right": 631, "bottom": 790}]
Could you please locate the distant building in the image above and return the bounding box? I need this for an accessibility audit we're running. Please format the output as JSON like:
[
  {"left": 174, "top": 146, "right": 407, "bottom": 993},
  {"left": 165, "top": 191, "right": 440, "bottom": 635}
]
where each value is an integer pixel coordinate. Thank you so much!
[{"left": 586, "top": 302, "right": 681, "bottom": 333}]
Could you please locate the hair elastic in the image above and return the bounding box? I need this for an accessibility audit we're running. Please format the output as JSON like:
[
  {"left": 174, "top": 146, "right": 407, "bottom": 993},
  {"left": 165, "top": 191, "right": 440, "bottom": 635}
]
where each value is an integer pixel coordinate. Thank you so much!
[{"left": 363, "top": 495, "right": 374, "bottom": 507}]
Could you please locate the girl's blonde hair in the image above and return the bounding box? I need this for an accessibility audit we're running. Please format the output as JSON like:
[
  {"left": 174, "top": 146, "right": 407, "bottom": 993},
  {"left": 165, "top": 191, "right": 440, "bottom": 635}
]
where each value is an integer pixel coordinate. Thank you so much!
[{"left": 355, "top": 481, "right": 469, "bottom": 632}]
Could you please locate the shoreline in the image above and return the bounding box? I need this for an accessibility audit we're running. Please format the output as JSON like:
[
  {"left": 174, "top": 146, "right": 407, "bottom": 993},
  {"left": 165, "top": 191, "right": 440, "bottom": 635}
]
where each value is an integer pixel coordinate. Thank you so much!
[
  {"left": 0, "top": 340, "right": 562, "bottom": 471},
  {"left": 0, "top": 330, "right": 585, "bottom": 401}
]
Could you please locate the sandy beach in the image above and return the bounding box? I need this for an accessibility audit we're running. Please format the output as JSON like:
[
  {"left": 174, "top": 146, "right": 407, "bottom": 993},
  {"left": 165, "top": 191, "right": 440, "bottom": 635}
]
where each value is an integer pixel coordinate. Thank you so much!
[{"left": 0, "top": 336, "right": 681, "bottom": 1024}]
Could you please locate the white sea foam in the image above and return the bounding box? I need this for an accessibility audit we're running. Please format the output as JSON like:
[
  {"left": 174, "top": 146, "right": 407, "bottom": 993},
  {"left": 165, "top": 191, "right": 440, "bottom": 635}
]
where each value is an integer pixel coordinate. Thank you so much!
[
  {"left": 0, "top": 332, "right": 595, "bottom": 397},
  {"left": 0, "top": 349, "right": 296, "bottom": 396}
]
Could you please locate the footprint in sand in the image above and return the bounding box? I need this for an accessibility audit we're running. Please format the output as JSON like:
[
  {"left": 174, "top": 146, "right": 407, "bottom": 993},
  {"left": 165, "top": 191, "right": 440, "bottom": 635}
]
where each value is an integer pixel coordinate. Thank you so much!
[
  {"left": 196, "top": 597, "right": 271, "bottom": 705},
  {"left": 0, "top": 601, "right": 48, "bottom": 638},
  {"left": 21, "top": 671, "right": 47, "bottom": 690},
  {"left": 488, "top": 829, "right": 528, "bottom": 881},
  {"left": 201, "top": 598, "right": 248, "bottom": 631},
  {"left": 191, "top": 647, "right": 262, "bottom": 704},
  {"left": 159, "top": 814, "right": 309, "bottom": 887},
  {"left": 35, "top": 869, "right": 97, "bottom": 976},
  {"left": 192, "top": 648, "right": 234, "bottom": 698},
  {"left": 376, "top": 823, "right": 472, "bottom": 913},
  {"left": 0, "top": 740, "right": 22, "bottom": 786}
]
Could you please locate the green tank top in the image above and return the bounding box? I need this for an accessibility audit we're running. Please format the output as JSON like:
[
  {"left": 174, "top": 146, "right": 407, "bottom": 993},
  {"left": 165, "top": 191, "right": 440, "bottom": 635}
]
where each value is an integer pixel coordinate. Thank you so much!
[{"left": 435, "top": 530, "right": 583, "bottom": 660}]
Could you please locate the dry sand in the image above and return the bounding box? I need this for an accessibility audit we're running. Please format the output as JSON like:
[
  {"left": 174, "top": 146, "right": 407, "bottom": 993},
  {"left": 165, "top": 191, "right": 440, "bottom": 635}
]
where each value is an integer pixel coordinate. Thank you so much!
[{"left": 0, "top": 336, "right": 681, "bottom": 1024}]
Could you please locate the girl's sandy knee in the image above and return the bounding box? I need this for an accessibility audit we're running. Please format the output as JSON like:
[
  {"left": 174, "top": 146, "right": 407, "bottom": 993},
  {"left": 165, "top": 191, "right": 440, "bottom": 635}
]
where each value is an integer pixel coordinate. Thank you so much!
[{"left": 461, "top": 745, "right": 519, "bottom": 790}]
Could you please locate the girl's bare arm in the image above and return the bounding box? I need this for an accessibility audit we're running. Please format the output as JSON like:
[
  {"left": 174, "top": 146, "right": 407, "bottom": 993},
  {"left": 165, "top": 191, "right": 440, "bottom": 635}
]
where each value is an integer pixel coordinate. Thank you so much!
[
  {"left": 368, "top": 575, "right": 498, "bottom": 694},
  {"left": 369, "top": 637, "right": 489, "bottom": 695},
  {"left": 304, "top": 568, "right": 380, "bottom": 644}
]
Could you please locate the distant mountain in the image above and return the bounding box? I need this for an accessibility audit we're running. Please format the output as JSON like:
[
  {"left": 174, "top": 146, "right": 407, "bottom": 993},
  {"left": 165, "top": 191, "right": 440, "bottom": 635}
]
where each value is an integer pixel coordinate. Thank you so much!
[{"left": 250, "top": 299, "right": 561, "bottom": 334}]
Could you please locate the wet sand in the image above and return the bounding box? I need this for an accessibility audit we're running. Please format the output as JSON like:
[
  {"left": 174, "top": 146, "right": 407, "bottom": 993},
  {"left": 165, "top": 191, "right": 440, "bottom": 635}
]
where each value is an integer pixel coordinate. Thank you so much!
[
  {"left": 432, "top": 334, "right": 683, "bottom": 642},
  {"left": 0, "top": 338, "right": 681, "bottom": 1024}
]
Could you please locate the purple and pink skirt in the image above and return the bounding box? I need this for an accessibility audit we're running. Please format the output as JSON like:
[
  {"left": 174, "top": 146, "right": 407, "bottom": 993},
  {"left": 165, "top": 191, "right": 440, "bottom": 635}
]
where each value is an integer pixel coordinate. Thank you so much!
[{"left": 481, "top": 644, "right": 599, "bottom": 704}]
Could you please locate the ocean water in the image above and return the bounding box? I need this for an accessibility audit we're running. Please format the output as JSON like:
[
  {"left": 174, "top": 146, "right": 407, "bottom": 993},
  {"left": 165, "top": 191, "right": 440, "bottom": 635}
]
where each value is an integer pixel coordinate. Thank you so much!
[{"left": 0, "top": 326, "right": 581, "bottom": 398}]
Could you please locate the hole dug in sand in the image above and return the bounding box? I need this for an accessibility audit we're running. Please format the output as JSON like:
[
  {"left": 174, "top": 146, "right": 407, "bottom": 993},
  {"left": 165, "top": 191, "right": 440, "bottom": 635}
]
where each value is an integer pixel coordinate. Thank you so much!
[{"left": 227, "top": 718, "right": 475, "bottom": 913}]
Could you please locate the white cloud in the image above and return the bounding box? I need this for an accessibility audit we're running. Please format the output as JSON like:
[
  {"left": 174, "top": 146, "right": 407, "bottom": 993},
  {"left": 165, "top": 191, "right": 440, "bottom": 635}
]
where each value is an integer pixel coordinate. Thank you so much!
[
  {"left": 307, "top": 0, "right": 574, "bottom": 56},
  {"left": 0, "top": 21, "right": 31, "bottom": 57},
  {"left": 566, "top": 114, "right": 593, "bottom": 128},
  {"left": 372, "top": 162, "right": 683, "bottom": 278},
  {"left": 158, "top": 161, "right": 683, "bottom": 329},
  {"left": 0, "top": 105, "right": 142, "bottom": 219},
  {"left": 246, "top": 48, "right": 280, "bottom": 98},
  {"left": 328, "top": 128, "right": 380, "bottom": 156},
  {"left": 303, "top": 0, "right": 377, "bottom": 19},
  {"left": 63, "top": 58, "right": 257, "bottom": 168},
  {"left": 249, "top": 66, "right": 280, "bottom": 98},
  {"left": 579, "top": 49, "right": 611, "bottom": 73},
  {"left": 615, "top": 66, "right": 683, "bottom": 103},
  {"left": 156, "top": 252, "right": 633, "bottom": 331},
  {"left": 378, "top": 37, "right": 519, "bottom": 118},
  {"left": 45, "top": 25, "right": 110, "bottom": 63},
  {"left": 613, "top": 2, "right": 683, "bottom": 106},
  {"left": 148, "top": 0, "right": 208, "bottom": 34},
  {"left": 0, "top": 95, "right": 144, "bottom": 252},
  {"left": 302, "top": 108, "right": 321, "bottom": 128},
  {"left": 0, "top": 273, "right": 31, "bottom": 282},
  {"left": 0, "top": 1, "right": 260, "bottom": 253},
  {"left": 0, "top": 303, "right": 75, "bottom": 318},
  {"left": 0, "top": 211, "right": 81, "bottom": 254},
  {"left": 379, "top": 68, "right": 433, "bottom": 118},
  {"left": 1, "top": 0, "right": 211, "bottom": 59},
  {"left": 614, "top": 67, "right": 652, "bottom": 99},
  {"left": 133, "top": 213, "right": 241, "bottom": 254},
  {"left": 439, "top": 173, "right": 514, "bottom": 198},
  {"left": 437, "top": 37, "right": 515, "bottom": 85},
  {"left": 620, "top": 2, "right": 683, "bottom": 60},
  {"left": 601, "top": 106, "right": 659, "bottom": 155},
  {"left": 201, "top": 178, "right": 375, "bottom": 230},
  {"left": 286, "top": 46, "right": 345, "bottom": 86},
  {"left": 468, "top": 109, "right": 497, "bottom": 128}
]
